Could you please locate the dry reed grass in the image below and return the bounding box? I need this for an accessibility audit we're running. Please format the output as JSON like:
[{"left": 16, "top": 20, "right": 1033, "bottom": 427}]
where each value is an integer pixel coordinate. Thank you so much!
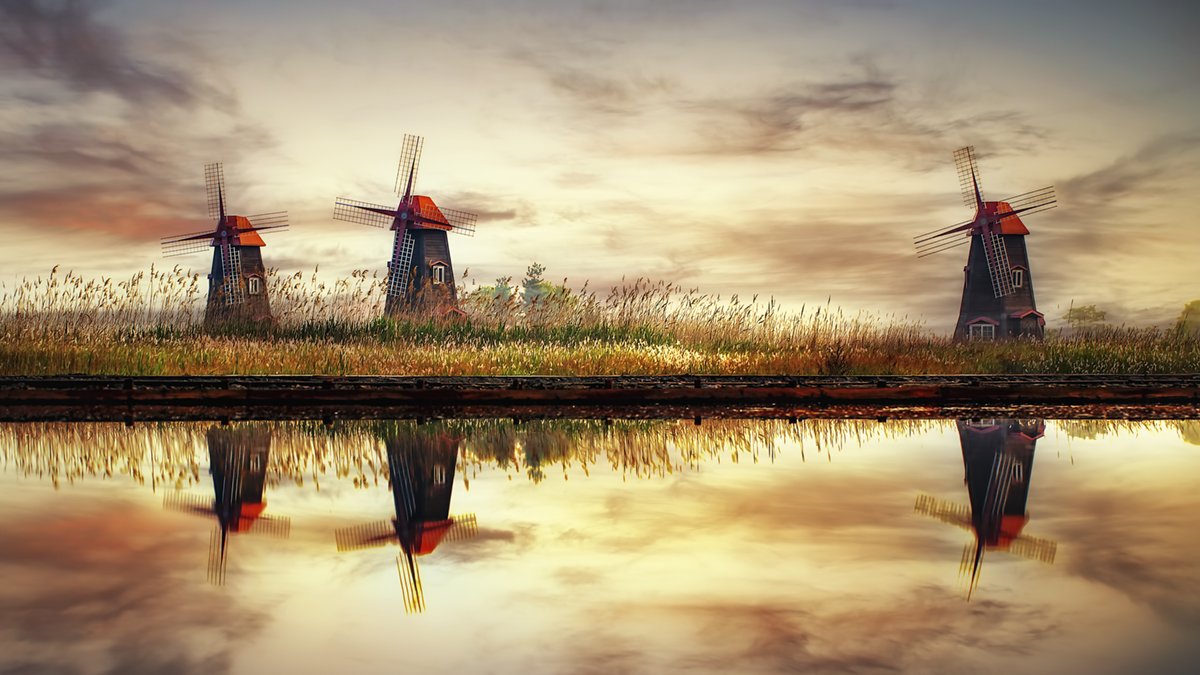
[{"left": 1, "top": 267, "right": 1198, "bottom": 375}]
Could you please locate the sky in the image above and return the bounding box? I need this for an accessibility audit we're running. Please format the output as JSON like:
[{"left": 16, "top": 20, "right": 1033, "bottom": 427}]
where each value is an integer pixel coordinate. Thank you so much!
[{"left": 1, "top": 0, "right": 1198, "bottom": 329}]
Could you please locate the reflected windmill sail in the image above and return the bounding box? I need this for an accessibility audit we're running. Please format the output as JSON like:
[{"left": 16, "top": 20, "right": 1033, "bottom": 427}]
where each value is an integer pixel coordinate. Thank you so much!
[
  {"left": 915, "top": 419, "right": 1057, "bottom": 598},
  {"left": 335, "top": 423, "right": 478, "bottom": 613},
  {"left": 163, "top": 426, "right": 291, "bottom": 585}
]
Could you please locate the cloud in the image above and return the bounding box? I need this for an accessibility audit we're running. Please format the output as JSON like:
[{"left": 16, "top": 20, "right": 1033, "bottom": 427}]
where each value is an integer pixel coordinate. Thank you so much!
[
  {"left": 0, "top": 0, "right": 222, "bottom": 106},
  {"left": 1061, "top": 132, "right": 1200, "bottom": 210},
  {"left": 0, "top": 1, "right": 273, "bottom": 247}
]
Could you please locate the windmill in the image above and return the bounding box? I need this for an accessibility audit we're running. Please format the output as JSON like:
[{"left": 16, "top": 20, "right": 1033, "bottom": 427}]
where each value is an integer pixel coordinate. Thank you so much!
[
  {"left": 163, "top": 427, "right": 291, "bottom": 585},
  {"left": 162, "top": 163, "right": 289, "bottom": 326},
  {"left": 914, "top": 419, "right": 1057, "bottom": 599},
  {"left": 333, "top": 135, "right": 478, "bottom": 317},
  {"left": 335, "top": 424, "right": 478, "bottom": 613},
  {"left": 914, "top": 147, "right": 1057, "bottom": 341}
]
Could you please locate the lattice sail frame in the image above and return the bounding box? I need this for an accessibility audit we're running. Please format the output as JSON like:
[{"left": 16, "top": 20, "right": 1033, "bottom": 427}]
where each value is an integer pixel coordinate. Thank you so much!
[
  {"left": 205, "top": 162, "right": 226, "bottom": 219},
  {"left": 395, "top": 134, "right": 424, "bottom": 198}
]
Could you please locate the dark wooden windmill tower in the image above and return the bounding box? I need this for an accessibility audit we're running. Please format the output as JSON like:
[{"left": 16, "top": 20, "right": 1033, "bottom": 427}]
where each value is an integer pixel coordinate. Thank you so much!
[
  {"left": 334, "top": 135, "right": 478, "bottom": 317},
  {"left": 914, "top": 419, "right": 1057, "bottom": 599},
  {"left": 914, "top": 147, "right": 1057, "bottom": 340},
  {"left": 162, "top": 163, "right": 289, "bottom": 327},
  {"left": 335, "top": 423, "right": 478, "bottom": 613},
  {"left": 163, "top": 426, "right": 291, "bottom": 585}
]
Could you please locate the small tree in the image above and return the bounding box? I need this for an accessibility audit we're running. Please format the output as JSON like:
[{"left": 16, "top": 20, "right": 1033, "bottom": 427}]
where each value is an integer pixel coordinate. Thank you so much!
[
  {"left": 1062, "top": 304, "right": 1107, "bottom": 330},
  {"left": 521, "top": 262, "right": 549, "bottom": 308},
  {"left": 1175, "top": 300, "right": 1200, "bottom": 335}
]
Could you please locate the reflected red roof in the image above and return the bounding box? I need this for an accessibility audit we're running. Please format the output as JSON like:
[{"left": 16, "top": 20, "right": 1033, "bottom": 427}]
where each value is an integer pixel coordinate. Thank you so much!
[
  {"left": 414, "top": 519, "right": 454, "bottom": 555},
  {"left": 231, "top": 501, "right": 266, "bottom": 532}
]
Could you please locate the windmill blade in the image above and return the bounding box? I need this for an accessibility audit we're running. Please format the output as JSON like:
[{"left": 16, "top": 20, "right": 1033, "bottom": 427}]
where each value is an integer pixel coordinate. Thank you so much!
[
  {"left": 440, "top": 207, "right": 477, "bottom": 237},
  {"left": 162, "top": 228, "right": 219, "bottom": 245},
  {"left": 953, "top": 146, "right": 983, "bottom": 208},
  {"left": 980, "top": 227, "right": 1015, "bottom": 298},
  {"left": 916, "top": 237, "right": 969, "bottom": 259},
  {"left": 219, "top": 241, "right": 246, "bottom": 306},
  {"left": 163, "top": 491, "right": 216, "bottom": 516},
  {"left": 244, "top": 223, "right": 290, "bottom": 236},
  {"left": 247, "top": 515, "right": 291, "bottom": 538},
  {"left": 335, "top": 520, "right": 400, "bottom": 551},
  {"left": 397, "top": 551, "right": 426, "bottom": 614},
  {"left": 395, "top": 134, "right": 425, "bottom": 200},
  {"left": 1007, "top": 533, "right": 1057, "bottom": 564},
  {"left": 443, "top": 514, "right": 479, "bottom": 543},
  {"left": 958, "top": 539, "right": 984, "bottom": 600},
  {"left": 914, "top": 494, "right": 972, "bottom": 531},
  {"left": 208, "top": 526, "right": 228, "bottom": 586},
  {"left": 387, "top": 230, "right": 415, "bottom": 299},
  {"left": 334, "top": 198, "right": 398, "bottom": 229},
  {"left": 913, "top": 218, "right": 974, "bottom": 247},
  {"left": 997, "top": 186, "right": 1058, "bottom": 224},
  {"left": 247, "top": 211, "right": 289, "bottom": 230},
  {"left": 205, "top": 162, "right": 226, "bottom": 220},
  {"left": 162, "top": 237, "right": 215, "bottom": 258}
]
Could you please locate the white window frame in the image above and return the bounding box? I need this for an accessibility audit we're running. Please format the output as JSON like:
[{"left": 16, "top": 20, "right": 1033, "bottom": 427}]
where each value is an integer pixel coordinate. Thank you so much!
[
  {"left": 969, "top": 323, "right": 995, "bottom": 341},
  {"left": 430, "top": 263, "right": 447, "bottom": 285},
  {"left": 247, "top": 275, "right": 262, "bottom": 295},
  {"left": 433, "top": 464, "right": 447, "bottom": 485},
  {"left": 1012, "top": 268, "right": 1025, "bottom": 288}
]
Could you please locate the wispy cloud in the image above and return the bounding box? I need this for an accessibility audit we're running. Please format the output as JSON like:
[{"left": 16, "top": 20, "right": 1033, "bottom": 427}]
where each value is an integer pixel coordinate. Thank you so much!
[
  {"left": 0, "top": 0, "right": 223, "bottom": 106},
  {"left": 0, "top": 0, "right": 272, "bottom": 246}
]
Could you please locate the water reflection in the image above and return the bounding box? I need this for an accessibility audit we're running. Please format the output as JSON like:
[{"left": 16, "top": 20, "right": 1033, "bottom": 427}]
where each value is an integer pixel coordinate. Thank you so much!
[
  {"left": 163, "top": 427, "right": 291, "bottom": 584},
  {"left": 1, "top": 417, "right": 1198, "bottom": 673},
  {"left": 335, "top": 423, "right": 478, "bottom": 612},
  {"left": 915, "top": 419, "right": 1057, "bottom": 598}
]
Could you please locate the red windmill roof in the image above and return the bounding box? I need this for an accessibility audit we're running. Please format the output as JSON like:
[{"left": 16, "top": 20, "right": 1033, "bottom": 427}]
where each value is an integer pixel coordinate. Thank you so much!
[
  {"left": 225, "top": 215, "right": 266, "bottom": 246},
  {"left": 983, "top": 201, "right": 1030, "bottom": 235},
  {"left": 411, "top": 195, "right": 453, "bottom": 231}
]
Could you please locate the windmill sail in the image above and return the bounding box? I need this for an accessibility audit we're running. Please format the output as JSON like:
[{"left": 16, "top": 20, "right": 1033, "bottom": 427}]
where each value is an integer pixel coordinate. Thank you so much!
[
  {"left": 335, "top": 520, "right": 400, "bottom": 551},
  {"left": 209, "top": 526, "right": 229, "bottom": 586},
  {"left": 397, "top": 551, "right": 426, "bottom": 614},
  {"left": 395, "top": 134, "right": 424, "bottom": 199},
  {"left": 205, "top": 163, "right": 226, "bottom": 220},
  {"left": 954, "top": 146, "right": 983, "bottom": 208},
  {"left": 387, "top": 231, "right": 415, "bottom": 299}
]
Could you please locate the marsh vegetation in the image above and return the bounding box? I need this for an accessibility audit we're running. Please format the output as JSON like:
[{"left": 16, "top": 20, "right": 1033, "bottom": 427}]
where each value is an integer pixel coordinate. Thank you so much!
[{"left": 2, "top": 266, "right": 1198, "bottom": 376}]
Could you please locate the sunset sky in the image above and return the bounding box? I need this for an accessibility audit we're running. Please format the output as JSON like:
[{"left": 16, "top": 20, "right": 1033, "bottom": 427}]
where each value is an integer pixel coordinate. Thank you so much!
[{"left": 1, "top": 0, "right": 1197, "bottom": 329}]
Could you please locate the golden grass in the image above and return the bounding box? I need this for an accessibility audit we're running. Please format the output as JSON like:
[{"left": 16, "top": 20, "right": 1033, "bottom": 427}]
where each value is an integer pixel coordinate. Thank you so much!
[{"left": 1, "top": 267, "right": 1198, "bottom": 375}]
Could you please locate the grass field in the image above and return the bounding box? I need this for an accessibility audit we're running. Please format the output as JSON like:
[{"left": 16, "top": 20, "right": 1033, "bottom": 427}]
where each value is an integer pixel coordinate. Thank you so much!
[{"left": 2, "top": 267, "right": 1198, "bottom": 376}]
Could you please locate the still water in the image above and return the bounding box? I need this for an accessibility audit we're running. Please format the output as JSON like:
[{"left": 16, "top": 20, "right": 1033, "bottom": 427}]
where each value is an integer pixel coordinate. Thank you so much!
[{"left": 2, "top": 418, "right": 1198, "bottom": 674}]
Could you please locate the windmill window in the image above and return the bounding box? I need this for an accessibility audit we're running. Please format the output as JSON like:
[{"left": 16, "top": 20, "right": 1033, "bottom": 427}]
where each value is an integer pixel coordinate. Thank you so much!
[
  {"left": 969, "top": 323, "right": 995, "bottom": 341},
  {"left": 1012, "top": 268, "right": 1025, "bottom": 288},
  {"left": 430, "top": 263, "right": 447, "bottom": 285},
  {"left": 433, "top": 464, "right": 447, "bottom": 485},
  {"left": 247, "top": 275, "right": 263, "bottom": 295}
]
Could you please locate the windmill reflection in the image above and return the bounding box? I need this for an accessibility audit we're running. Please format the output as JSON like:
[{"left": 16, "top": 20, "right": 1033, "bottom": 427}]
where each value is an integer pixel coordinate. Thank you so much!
[
  {"left": 163, "top": 427, "right": 291, "bottom": 585},
  {"left": 915, "top": 419, "right": 1057, "bottom": 598},
  {"left": 336, "top": 424, "right": 478, "bottom": 613}
]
